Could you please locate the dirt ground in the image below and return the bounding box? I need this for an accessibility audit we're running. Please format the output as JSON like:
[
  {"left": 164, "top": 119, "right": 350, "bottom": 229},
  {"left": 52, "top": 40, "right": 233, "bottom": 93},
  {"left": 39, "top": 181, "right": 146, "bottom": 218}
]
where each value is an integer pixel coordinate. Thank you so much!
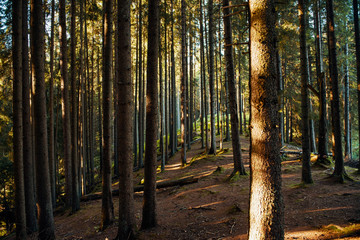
[{"left": 53, "top": 136, "right": 360, "bottom": 240}]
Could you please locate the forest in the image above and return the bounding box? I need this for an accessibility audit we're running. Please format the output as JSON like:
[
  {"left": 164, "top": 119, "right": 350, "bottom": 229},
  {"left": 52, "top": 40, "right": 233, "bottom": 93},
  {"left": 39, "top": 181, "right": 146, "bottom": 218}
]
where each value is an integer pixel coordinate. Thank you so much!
[{"left": 1, "top": 0, "right": 360, "bottom": 239}]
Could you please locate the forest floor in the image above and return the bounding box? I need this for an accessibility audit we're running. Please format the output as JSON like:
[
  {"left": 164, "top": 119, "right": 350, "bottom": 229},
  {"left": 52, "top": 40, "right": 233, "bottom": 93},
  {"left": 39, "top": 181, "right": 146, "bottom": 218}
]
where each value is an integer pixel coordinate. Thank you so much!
[{"left": 53, "top": 136, "right": 360, "bottom": 240}]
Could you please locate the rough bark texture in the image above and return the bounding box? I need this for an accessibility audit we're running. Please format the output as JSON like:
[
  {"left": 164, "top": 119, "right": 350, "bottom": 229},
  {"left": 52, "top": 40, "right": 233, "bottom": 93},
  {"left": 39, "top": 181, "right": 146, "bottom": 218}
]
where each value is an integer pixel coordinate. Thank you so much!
[
  {"left": 30, "top": 0, "right": 55, "bottom": 238},
  {"left": 115, "top": 0, "right": 135, "bottom": 238},
  {"left": 59, "top": 0, "right": 72, "bottom": 207},
  {"left": 248, "top": 0, "right": 284, "bottom": 239},
  {"left": 102, "top": 0, "right": 115, "bottom": 230},
  {"left": 13, "top": 0, "right": 27, "bottom": 238},
  {"left": 353, "top": 0, "right": 360, "bottom": 171},
  {"left": 222, "top": 0, "right": 246, "bottom": 176},
  {"left": 22, "top": 0, "right": 38, "bottom": 233},
  {"left": 326, "top": 0, "right": 346, "bottom": 182},
  {"left": 299, "top": 0, "right": 313, "bottom": 184},
  {"left": 180, "top": 0, "right": 187, "bottom": 166},
  {"left": 208, "top": 0, "right": 216, "bottom": 155},
  {"left": 142, "top": 0, "right": 160, "bottom": 229},
  {"left": 71, "top": 0, "right": 80, "bottom": 213}
]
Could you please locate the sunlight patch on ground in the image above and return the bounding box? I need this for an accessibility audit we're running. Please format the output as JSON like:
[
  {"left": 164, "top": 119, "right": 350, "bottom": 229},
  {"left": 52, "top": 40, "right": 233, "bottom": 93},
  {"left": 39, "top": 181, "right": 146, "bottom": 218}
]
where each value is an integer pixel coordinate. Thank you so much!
[
  {"left": 305, "top": 206, "right": 352, "bottom": 213},
  {"left": 189, "top": 200, "right": 224, "bottom": 210},
  {"left": 165, "top": 162, "right": 182, "bottom": 171}
]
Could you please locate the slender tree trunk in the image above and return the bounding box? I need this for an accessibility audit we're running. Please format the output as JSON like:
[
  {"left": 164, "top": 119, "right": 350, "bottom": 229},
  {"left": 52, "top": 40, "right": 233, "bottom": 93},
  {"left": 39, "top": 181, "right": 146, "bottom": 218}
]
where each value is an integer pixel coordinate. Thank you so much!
[
  {"left": 248, "top": 0, "right": 284, "bottom": 238},
  {"left": 97, "top": 49, "right": 103, "bottom": 173},
  {"left": 164, "top": 6, "right": 169, "bottom": 164},
  {"left": 344, "top": 43, "right": 351, "bottom": 161},
  {"left": 31, "top": 0, "right": 55, "bottom": 238},
  {"left": 223, "top": 0, "right": 246, "bottom": 176},
  {"left": 307, "top": 51, "right": 317, "bottom": 153},
  {"left": 13, "top": 0, "right": 27, "bottom": 237},
  {"left": 49, "top": 0, "right": 56, "bottom": 209},
  {"left": 276, "top": 51, "right": 284, "bottom": 147},
  {"left": 22, "top": 0, "right": 37, "bottom": 233},
  {"left": 115, "top": 0, "right": 135, "bottom": 238},
  {"left": 208, "top": 0, "right": 216, "bottom": 155},
  {"left": 189, "top": 34, "right": 194, "bottom": 143},
  {"left": 353, "top": 0, "right": 360, "bottom": 172},
  {"left": 101, "top": 0, "right": 115, "bottom": 230},
  {"left": 159, "top": 13, "right": 165, "bottom": 172},
  {"left": 142, "top": 0, "right": 160, "bottom": 229},
  {"left": 299, "top": 0, "right": 313, "bottom": 184},
  {"left": 326, "top": 0, "right": 347, "bottom": 182},
  {"left": 71, "top": 0, "right": 80, "bottom": 213},
  {"left": 314, "top": 0, "right": 328, "bottom": 163},
  {"left": 170, "top": 0, "right": 177, "bottom": 155},
  {"left": 138, "top": 0, "right": 144, "bottom": 168},
  {"left": 180, "top": 0, "right": 187, "bottom": 165},
  {"left": 200, "top": 0, "right": 205, "bottom": 149},
  {"left": 60, "top": 0, "right": 72, "bottom": 207}
]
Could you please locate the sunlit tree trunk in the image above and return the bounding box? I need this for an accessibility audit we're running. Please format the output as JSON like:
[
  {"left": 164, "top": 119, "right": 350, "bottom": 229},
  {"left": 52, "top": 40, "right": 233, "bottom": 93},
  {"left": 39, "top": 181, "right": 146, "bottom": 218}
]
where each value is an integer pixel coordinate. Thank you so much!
[
  {"left": 180, "top": 0, "right": 187, "bottom": 166},
  {"left": 13, "top": 0, "right": 27, "bottom": 237},
  {"left": 248, "top": 0, "right": 284, "bottom": 238},
  {"left": 200, "top": 0, "right": 205, "bottom": 149},
  {"left": 142, "top": 0, "right": 160, "bottom": 229},
  {"left": 138, "top": 0, "right": 144, "bottom": 168},
  {"left": 299, "top": 0, "right": 313, "bottom": 184},
  {"left": 30, "top": 0, "right": 55, "bottom": 238}
]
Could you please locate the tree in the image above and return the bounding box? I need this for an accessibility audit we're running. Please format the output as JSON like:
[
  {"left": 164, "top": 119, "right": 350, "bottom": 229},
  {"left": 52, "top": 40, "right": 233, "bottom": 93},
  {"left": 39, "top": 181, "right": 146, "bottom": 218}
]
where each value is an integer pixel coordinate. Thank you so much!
[
  {"left": 12, "top": 0, "right": 27, "bottom": 237},
  {"left": 30, "top": 0, "right": 55, "bottom": 238},
  {"left": 180, "top": 0, "right": 187, "bottom": 166},
  {"left": 222, "top": 0, "right": 246, "bottom": 176},
  {"left": 22, "top": 0, "right": 37, "bottom": 233},
  {"left": 326, "top": 0, "right": 348, "bottom": 182},
  {"left": 353, "top": 0, "right": 360, "bottom": 172},
  {"left": 208, "top": 0, "right": 216, "bottom": 155},
  {"left": 102, "top": 0, "right": 114, "bottom": 230},
  {"left": 299, "top": 0, "right": 313, "bottom": 184},
  {"left": 248, "top": 0, "right": 284, "bottom": 238},
  {"left": 59, "top": 0, "right": 72, "bottom": 207},
  {"left": 142, "top": 0, "right": 160, "bottom": 229}
]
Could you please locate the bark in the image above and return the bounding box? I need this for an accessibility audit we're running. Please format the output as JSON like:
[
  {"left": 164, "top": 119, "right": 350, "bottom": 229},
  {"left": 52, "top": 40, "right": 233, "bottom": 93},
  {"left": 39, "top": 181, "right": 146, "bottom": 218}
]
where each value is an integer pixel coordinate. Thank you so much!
[
  {"left": 223, "top": 0, "right": 246, "bottom": 176},
  {"left": 248, "top": 0, "right": 284, "bottom": 238},
  {"left": 326, "top": 0, "right": 347, "bottom": 182},
  {"left": 299, "top": 0, "right": 313, "bottom": 184},
  {"left": 164, "top": 8, "right": 169, "bottom": 164},
  {"left": 49, "top": 0, "right": 56, "bottom": 209},
  {"left": 314, "top": 0, "right": 328, "bottom": 163},
  {"left": 22, "top": 0, "right": 37, "bottom": 233},
  {"left": 71, "top": 0, "right": 80, "bottom": 213},
  {"left": 276, "top": 51, "right": 284, "bottom": 147},
  {"left": 208, "top": 0, "right": 216, "bottom": 155},
  {"left": 115, "top": 1, "right": 135, "bottom": 238},
  {"left": 30, "top": 0, "right": 55, "bottom": 238},
  {"left": 159, "top": 15, "right": 165, "bottom": 172},
  {"left": 13, "top": 0, "right": 27, "bottom": 237},
  {"left": 142, "top": 0, "right": 160, "bottom": 229},
  {"left": 307, "top": 50, "right": 317, "bottom": 153},
  {"left": 344, "top": 43, "right": 351, "bottom": 161},
  {"left": 353, "top": 0, "right": 360, "bottom": 172},
  {"left": 59, "top": 0, "right": 72, "bottom": 207},
  {"left": 180, "top": 0, "right": 187, "bottom": 166},
  {"left": 102, "top": 0, "right": 115, "bottom": 230},
  {"left": 138, "top": 0, "right": 144, "bottom": 168},
  {"left": 170, "top": 0, "right": 177, "bottom": 155},
  {"left": 200, "top": 0, "right": 205, "bottom": 149}
]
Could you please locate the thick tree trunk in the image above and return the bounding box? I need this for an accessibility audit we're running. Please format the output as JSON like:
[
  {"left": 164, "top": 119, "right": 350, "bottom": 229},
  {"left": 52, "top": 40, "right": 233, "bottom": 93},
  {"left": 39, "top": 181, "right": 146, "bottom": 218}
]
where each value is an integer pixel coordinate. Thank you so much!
[
  {"left": 223, "top": 0, "right": 246, "bottom": 176},
  {"left": 22, "top": 0, "right": 37, "bottom": 233},
  {"left": 30, "top": 0, "right": 55, "bottom": 238},
  {"left": 13, "top": 0, "right": 27, "bottom": 237},
  {"left": 59, "top": 0, "right": 72, "bottom": 207},
  {"left": 101, "top": 0, "right": 115, "bottom": 230},
  {"left": 299, "top": 0, "right": 313, "bottom": 184},
  {"left": 248, "top": 0, "right": 284, "bottom": 238},
  {"left": 326, "top": 0, "right": 347, "bottom": 182},
  {"left": 142, "top": 0, "right": 160, "bottom": 229}
]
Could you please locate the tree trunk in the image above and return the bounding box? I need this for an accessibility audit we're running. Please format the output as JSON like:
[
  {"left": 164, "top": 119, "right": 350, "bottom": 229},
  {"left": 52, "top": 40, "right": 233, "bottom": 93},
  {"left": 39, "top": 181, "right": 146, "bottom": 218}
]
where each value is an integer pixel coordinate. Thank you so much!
[
  {"left": 22, "top": 0, "right": 37, "bottom": 233},
  {"left": 344, "top": 43, "right": 351, "bottom": 161},
  {"left": 353, "top": 0, "right": 360, "bottom": 172},
  {"left": 30, "top": 0, "right": 55, "bottom": 238},
  {"left": 248, "top": 0, "right": 284, "bottom": 238},
  {"left": 223, "top": 0, "right": 246, "bottom": 176},
  {"left": 138, "top": 0, "right": 144, "bottom": 168},
  {"left": 13, "top": 0, "right": 27, "bottom": 237},
  {"left": 101, "top": 0, "right": 115, "bottom": 230},
  {"left": 71, "top": 0, "right": 80, "bottom": 213},
  {"left": 200, "top": 0, "right": 205, "bottom": 149},
  {"left": 208, "top": 0, "right": 216, "bottom": 155},
  {"left": 142, "top": 0, "right": 160, "bottom": 229},
  {"left": 59, "top": 0, "right": 72, "bottom": 207},
  {"left": 299, "top": 0, "right": 313, "bottom": 184},
  {"left": 326, "top": 0, "right": 347, "bottom": 182},
  {"left": 180, "top": 0, "right": 187, "bottom": 166}
]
